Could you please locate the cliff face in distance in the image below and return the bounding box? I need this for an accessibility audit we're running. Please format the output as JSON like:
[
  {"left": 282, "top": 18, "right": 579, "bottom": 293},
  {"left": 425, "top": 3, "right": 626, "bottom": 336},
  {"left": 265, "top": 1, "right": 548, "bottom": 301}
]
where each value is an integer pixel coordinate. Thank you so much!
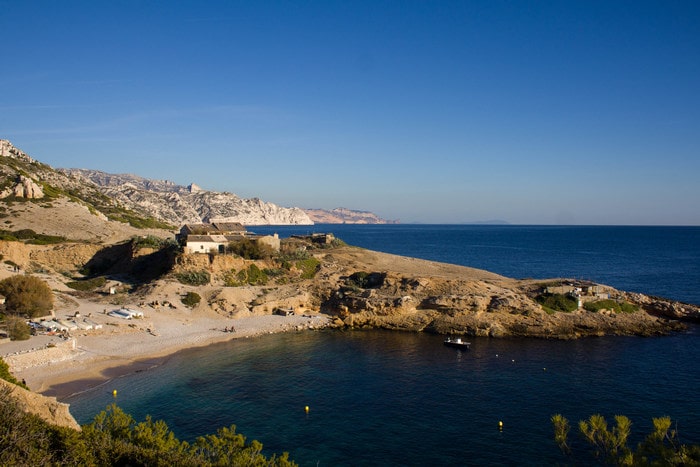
[
  {"left": 304, "top": 207, "right": 399, "bottom": 224},
  {"left": 1, "top": 139, "right": 393, "bottom": 227},
  {"left": 63, "top": 169, "right": 314, "bottom": 226}
]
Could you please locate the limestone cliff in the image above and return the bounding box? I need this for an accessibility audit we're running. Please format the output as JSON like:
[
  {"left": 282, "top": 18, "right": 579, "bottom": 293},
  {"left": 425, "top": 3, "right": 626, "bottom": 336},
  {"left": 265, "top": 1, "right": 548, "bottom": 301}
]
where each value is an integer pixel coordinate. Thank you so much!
[
  {"left": 64, "top": 169, "right": 314, "bottom": 226},
  {"left": 304, "top": 207, "right": 398, "bottom": 224}
]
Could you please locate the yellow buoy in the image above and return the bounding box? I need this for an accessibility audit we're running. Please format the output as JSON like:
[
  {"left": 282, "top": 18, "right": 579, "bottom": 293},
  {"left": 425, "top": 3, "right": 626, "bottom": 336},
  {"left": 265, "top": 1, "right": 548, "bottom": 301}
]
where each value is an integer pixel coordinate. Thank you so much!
[
  {"left": 498, "top": 421, "right": 503, "bottom": 430},
  {"left": 113, "top": 389, "right": 117, "bottom": 397},
  {"left": 305, "top": 406, "right": 310, "bottom": 414}
]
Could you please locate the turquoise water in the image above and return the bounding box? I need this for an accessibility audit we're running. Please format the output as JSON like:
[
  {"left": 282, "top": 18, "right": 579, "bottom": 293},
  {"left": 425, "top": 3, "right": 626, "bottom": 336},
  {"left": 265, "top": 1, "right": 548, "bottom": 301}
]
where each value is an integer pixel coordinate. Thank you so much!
[{"left": 64, "top": 225, "right": 700, "bottom": 465}]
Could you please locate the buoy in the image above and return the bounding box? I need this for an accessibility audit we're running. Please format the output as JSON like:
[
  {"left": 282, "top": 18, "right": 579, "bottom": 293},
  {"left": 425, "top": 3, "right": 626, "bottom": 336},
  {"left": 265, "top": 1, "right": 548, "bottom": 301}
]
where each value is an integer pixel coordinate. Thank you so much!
[
  {"left": 305, "top": 406, "right": 309, "bottom": 414},
  {"left": 498, "top": 421, "right": 503, "bottom": 430},
  {"left": 113, "top": 389, "right": 117, "bottom": 397}
]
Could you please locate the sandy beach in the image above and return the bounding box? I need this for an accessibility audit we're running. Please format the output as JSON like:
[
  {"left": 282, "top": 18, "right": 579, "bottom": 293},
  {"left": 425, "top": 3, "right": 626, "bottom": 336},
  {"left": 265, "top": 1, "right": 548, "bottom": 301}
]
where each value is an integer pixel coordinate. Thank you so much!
[{"left": 1, "top": 296, "right": 331, "bottom": 399}]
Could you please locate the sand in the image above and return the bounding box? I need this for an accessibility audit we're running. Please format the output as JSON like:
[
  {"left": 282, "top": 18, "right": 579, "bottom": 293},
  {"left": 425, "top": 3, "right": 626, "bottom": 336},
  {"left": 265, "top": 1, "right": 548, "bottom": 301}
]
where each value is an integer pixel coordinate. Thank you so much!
[{"left": 1, "top": 296, "right": 331, "bottom": 399}]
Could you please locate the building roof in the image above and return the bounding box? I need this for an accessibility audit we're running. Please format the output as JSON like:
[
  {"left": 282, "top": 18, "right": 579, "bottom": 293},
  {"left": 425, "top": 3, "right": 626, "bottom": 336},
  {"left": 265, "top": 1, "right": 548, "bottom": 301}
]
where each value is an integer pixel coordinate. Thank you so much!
[{"left": 180, "top": 222, "right": 247, "bottom": 235}]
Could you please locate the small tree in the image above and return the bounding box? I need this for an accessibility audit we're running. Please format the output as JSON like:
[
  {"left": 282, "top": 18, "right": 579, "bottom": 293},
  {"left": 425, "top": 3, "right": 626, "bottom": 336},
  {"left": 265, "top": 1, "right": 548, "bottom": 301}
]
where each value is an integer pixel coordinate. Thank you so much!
[
  {"left": 6, "top": 316, "right": 31, "bottom": 340},
  {"left": 0, "top": 275, "right": 53, "bottom": 317}
]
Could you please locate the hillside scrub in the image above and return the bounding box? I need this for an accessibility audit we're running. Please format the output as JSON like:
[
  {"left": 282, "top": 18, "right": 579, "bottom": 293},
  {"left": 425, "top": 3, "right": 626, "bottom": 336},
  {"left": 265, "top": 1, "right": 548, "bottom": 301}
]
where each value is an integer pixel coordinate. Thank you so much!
[
  {"left": 0, "top": 275, "right": 53, "bottom": 317},
  {"left": 0, "top": 228, "right": 67, "bottom": 245},
  {"left": 175, "top": 270, "right": 210, "bottom": 286}
]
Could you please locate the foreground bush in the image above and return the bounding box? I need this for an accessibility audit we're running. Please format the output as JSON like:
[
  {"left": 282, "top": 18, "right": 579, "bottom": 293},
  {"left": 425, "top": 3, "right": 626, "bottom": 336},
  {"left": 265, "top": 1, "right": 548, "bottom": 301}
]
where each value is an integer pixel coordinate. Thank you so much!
[
  {"left": 552, "top": 413, "right": 700, "bottom": 465},
  {"left": 0, "top": 387, "right": 297, "bottom": 466},
  {"left": 83, "top": 404, "right": 297, "bottom": 466}
]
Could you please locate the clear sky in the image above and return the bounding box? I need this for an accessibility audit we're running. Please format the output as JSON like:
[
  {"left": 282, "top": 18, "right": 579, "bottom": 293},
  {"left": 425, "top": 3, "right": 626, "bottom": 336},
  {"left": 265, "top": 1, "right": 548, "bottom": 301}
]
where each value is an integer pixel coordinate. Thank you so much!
[{"left": 2, "top": 1, "right": 699, "bottom": 224}]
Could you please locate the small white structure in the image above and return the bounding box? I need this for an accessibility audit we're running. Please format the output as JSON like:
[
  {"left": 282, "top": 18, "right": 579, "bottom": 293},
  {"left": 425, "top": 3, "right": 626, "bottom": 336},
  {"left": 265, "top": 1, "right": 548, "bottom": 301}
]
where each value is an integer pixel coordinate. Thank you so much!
[
  {"left": 108, "top": 308, "right": 144, "bottom": 320},
  {"left": 57, "top": 319, "right": 78, "bottom": 331}
]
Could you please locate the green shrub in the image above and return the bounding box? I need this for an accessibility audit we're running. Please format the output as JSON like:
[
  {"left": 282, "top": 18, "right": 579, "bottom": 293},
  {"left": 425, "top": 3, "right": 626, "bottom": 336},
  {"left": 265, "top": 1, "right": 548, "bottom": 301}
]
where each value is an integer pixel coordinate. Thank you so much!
[
  {"left": 535, "top": 293, "right": 578, "bottom": 313},
  {"left": 181, "top": 292, "right": 201, "bottom": 308},
  {"left": 296, "top": 257, "right": 320, "bottom": 279},
  {"left": 66, "top": 276, "right": 107, "bottom": 291},
  {"left": 263, "top": 268, "right": 285, "bottom": 277},
  {"left": 228, "top": 265, "right": 269, "bottom": 286},
  {"left": 175, "top": 270, "right": 210, "bottom": 286},
  {"left": 246, "top": 264, "right": 268, "bottom": 285},
  {"left": 0, "top": 275, "right": 54, "bottom": 317},
  {"left": 279, "top": 248, "right": 310, "bottom": 262},
  {"left": 583, "top": 299, "right": 638, "bottom": 313}
]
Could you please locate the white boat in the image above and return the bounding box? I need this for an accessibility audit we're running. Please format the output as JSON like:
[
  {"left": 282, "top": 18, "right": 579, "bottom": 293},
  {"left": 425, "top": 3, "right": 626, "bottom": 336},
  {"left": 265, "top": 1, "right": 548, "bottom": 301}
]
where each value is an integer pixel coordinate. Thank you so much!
[{"left": 444, "top": 337, "right": 471, "bottom": 350}]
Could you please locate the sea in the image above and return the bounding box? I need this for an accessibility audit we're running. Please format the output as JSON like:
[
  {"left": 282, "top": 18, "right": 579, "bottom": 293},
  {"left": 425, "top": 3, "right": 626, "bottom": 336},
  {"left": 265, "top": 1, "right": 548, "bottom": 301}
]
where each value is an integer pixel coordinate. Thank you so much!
[{"left": 64, "top": 225, "right": 700, "bottom": 465}]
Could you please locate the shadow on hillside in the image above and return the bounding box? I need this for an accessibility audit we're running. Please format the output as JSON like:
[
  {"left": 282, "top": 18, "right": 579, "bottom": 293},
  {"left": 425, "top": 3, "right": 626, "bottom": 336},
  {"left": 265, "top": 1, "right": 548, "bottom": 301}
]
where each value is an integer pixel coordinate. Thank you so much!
[{"left": 81, "top": 241, "right": 178, "bottom": 285}]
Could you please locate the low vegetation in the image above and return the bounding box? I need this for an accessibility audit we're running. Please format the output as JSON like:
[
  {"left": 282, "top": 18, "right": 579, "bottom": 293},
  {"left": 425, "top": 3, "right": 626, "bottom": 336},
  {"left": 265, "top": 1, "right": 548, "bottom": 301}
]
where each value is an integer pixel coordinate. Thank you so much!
[
  {"left": 552, "top": 413, "right": 700, "bottom": 465},
  {"left": 295, "top": 257, "right": 321, "bottom": 279},
  {"left": 66, "top": 276, "right": 107, "bottom": 292},
  {"left": 175, "top": 270, "right": 211, "bottom": 286},
  {"left": 0, "top": 228, "right": 67, "bottom": 244},
  {"left": 584, "top": 299, "right": 639, "bottom": 313},
  {"left": 535, "top": 293, "right": 578, "bottom": 314}
]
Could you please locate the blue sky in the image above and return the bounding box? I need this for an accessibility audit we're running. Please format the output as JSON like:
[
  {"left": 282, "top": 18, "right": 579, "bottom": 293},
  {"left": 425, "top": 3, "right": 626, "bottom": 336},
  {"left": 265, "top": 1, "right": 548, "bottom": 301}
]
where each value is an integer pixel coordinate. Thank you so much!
[{"left": 1, "top": 1, "right": 699, "bottom": 224}]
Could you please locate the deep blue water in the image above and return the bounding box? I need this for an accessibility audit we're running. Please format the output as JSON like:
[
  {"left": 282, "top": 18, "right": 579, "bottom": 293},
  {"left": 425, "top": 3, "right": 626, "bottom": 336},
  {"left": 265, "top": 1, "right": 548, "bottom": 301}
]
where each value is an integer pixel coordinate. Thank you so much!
[{"left": 64, "top": 225, "right": 700, "bottom": 465}]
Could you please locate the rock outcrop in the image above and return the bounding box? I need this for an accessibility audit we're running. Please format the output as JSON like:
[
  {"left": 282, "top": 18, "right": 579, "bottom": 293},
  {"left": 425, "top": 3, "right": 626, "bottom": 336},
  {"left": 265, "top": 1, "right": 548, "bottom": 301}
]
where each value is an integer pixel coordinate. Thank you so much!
[
  {"left": 0, "top": 379, "right": 80, "bottom": 431},
  {"left": 0, "top": 175, "right": 45, "bottom": 199}
]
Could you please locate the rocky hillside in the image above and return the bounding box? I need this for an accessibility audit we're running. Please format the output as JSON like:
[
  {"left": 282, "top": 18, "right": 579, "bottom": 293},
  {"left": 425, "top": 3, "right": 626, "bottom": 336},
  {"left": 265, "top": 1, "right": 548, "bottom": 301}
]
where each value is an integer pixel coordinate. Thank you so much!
[
  {"left": 0, "top": 139, "right": 312, "bottom": 234},
  {"left": 63, "top": 169, "right": 313, "bottom": 226},
  {"left": 0, "top": 140, "right": 178, "bottom": 242},
  {"left": 304, "top": 207, "right": 398, "bottom": 224}
]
